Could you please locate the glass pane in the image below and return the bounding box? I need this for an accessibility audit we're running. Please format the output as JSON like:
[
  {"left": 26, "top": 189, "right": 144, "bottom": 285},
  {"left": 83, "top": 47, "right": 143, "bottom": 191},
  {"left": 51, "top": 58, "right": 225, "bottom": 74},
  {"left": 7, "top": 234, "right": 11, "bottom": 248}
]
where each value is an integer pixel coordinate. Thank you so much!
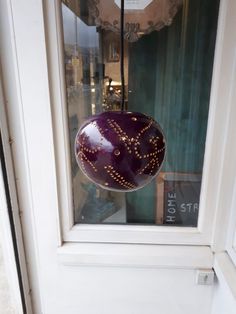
[{"left": 61, "top": 0, "right": 220, "bottom": 226}]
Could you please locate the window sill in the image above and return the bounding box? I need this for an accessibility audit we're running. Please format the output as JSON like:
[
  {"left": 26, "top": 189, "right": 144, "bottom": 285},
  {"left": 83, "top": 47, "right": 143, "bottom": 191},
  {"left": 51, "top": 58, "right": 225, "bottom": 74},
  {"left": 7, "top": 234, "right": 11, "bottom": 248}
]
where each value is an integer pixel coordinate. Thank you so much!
[{"left": 57, "top": 243, "right": 213, "bottom": 269}]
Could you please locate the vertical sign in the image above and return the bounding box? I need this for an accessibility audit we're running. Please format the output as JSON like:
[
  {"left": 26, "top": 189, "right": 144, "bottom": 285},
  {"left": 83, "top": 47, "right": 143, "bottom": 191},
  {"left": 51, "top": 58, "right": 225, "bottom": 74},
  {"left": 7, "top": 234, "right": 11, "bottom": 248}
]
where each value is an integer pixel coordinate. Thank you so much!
[{"left": 163, "top": 174, "right": 201, "bottom": 226}]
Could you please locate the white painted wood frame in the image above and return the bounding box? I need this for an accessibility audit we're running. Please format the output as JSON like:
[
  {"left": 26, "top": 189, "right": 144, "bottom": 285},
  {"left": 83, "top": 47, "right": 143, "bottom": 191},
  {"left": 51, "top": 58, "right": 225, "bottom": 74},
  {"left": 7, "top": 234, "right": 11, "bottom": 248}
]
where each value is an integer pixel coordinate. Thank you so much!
[
  {"left": 209, "top": 0, "right": 236, "bottom": 259},
  {"left": 1, "top": 0, "right": 236, "bottom": 313},
  {"left": 0, "top": 72, "right": 32, "bottom": 312},
  {"left": 43, "top": 0, "right": 229, "bottom": 245},
  {"left": 0, "top": 0, "right": 233, "bottom": 259},
  {"left": 0, "top": 0, "right": 234, "bottom": 263}
]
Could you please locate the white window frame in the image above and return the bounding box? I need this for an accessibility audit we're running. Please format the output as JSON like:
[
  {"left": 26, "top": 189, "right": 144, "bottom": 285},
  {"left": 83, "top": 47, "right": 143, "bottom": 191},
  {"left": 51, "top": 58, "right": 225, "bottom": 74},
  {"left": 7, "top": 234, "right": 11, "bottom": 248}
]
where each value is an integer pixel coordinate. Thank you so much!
[
  {"left": 225, "top": 57, "right": 236, "bottom": 265},
  {"left": 208, "top": 0, "right": 236, "bottom": 263},
  {"left": 42, "top": 0, "right": 232, "bottom": 245},
  {"left": 226, "top": 180, "right": 236, "bottom": 266},
  {"left": 0, "top": 70, "right": 32, "bottom": 314},
  {"left": 225, "top": 85, "right": 236, "bottom": 264}
]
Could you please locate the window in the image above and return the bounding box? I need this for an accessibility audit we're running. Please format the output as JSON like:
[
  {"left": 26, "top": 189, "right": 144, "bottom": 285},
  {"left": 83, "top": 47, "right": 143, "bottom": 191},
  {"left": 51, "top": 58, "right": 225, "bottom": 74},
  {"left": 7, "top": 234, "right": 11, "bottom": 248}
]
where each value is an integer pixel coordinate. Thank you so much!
[{"left": 61, "top": 0, "right": 220, "bottom": 227}]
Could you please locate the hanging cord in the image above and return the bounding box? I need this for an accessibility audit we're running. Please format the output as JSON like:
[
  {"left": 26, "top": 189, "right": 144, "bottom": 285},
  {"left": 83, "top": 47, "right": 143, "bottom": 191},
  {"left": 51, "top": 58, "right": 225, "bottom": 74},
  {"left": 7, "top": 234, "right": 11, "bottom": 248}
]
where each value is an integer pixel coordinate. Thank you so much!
[
  {"left": 120, "top": 0, "right": 125, "bottom": 111},
  {"left": 74, "top": 14, "right": 78, "bottom": 56}
]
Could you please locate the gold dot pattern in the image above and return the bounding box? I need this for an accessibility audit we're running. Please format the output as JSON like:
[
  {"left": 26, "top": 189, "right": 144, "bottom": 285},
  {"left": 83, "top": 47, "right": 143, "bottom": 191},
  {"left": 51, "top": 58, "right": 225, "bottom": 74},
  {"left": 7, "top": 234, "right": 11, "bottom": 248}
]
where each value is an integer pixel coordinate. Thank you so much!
[
  {"left": 80, "top": 122, "right": 106, "bottom": 154},
  {"left": 107, "top": 119, "right": 132, "bottom": 154},
  {"left": 138, "top": 157, "right": 160, "bottom": 175},
  {"left": 91, "top": 121, "right": 105, "bottom": 137},
  {"left": 76, "top": 115, "right": 165, "bottom": 191},
  {"left": 107, "top": 118, "right": 161, "bottom": 159},
  {"left": 136, "top": 120, "right": 153, "bottom": 140},
  {"left": 78, "top": 151, "right": 98, "bottom": 173},
  {"left": 104, "top": 165, "right": 136, "bottom": 190},
  {"left": 107, "top": 119, "right": 164, "bottom": 176}
]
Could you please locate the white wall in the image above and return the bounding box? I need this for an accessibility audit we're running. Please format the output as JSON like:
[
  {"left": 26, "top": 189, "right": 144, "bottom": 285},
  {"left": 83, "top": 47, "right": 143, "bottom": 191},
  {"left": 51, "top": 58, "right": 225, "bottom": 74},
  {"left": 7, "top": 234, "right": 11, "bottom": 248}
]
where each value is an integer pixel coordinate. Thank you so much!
[
  {"left": 53, "top": 267, "right": 214, "bottom": 314},
  {"left": 211, "top": 254, "right": 236, "bottom": 314},
  {"left": 211, "top": 279, "right": 236, "bottom": 314}
]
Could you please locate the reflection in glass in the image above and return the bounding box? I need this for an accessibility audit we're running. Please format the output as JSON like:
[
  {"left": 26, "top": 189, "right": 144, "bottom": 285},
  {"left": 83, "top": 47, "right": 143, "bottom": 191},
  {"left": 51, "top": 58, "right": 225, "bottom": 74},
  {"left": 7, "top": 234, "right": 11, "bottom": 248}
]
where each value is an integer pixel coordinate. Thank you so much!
[{"left": 61, "top": 0, "right": 220, "bottom": 226}]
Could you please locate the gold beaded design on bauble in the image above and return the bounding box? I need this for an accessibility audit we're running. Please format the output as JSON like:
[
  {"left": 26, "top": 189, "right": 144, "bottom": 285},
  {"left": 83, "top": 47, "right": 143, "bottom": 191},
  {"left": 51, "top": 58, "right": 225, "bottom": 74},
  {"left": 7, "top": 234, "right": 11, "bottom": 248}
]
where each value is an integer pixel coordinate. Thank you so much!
[
  {"left": 104, "top": 166, "right": 136, "bottom": 190},
  {"left": 76, "top": 117, "right": 165, "bottom": 190}
]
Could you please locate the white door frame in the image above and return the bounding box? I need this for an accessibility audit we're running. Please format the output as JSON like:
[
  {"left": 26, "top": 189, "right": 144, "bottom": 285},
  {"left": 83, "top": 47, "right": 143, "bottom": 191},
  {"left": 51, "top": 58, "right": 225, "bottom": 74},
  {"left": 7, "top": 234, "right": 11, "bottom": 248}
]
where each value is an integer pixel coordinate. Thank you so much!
[
  {"left": 1, "top": 0, "right": 236, "bottom": 313},
  {"left": 0, "top": 69, "right": 32, "bottom": 312}
]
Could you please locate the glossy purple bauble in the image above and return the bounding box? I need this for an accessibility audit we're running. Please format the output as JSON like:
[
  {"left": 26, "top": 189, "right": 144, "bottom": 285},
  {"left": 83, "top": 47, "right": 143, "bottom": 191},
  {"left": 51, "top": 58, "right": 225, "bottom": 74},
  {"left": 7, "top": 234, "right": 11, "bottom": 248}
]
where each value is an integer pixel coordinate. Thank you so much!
[{"left": 75, "top": 111, "right": 166, "bottom": 192}]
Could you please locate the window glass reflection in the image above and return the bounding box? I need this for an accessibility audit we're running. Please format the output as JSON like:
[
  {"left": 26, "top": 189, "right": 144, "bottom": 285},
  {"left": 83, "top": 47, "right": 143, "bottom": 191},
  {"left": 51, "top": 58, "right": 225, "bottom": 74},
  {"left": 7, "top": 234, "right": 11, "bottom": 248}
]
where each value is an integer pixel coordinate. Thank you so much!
[{"left": 61, "top": 0, "right": 219, "bottom": 226}]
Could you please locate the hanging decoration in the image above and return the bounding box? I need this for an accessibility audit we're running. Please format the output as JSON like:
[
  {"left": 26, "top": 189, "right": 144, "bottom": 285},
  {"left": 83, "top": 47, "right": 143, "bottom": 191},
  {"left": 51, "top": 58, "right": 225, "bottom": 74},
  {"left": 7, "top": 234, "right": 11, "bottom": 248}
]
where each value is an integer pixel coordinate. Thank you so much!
[
  {"left": 88, "top": 0, "right": 183, "bottom": 42},
  {"left": 75, "top": 0, "right": 166, "bottom": 192}
]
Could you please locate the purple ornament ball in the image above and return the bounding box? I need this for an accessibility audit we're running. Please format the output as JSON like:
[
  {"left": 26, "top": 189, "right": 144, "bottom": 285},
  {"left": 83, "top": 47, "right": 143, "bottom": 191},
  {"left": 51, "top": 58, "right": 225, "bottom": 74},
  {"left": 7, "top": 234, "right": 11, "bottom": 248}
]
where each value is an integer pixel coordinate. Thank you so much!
[{"left": 75, "top": 111, "right": 166, "bottom": 192}]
